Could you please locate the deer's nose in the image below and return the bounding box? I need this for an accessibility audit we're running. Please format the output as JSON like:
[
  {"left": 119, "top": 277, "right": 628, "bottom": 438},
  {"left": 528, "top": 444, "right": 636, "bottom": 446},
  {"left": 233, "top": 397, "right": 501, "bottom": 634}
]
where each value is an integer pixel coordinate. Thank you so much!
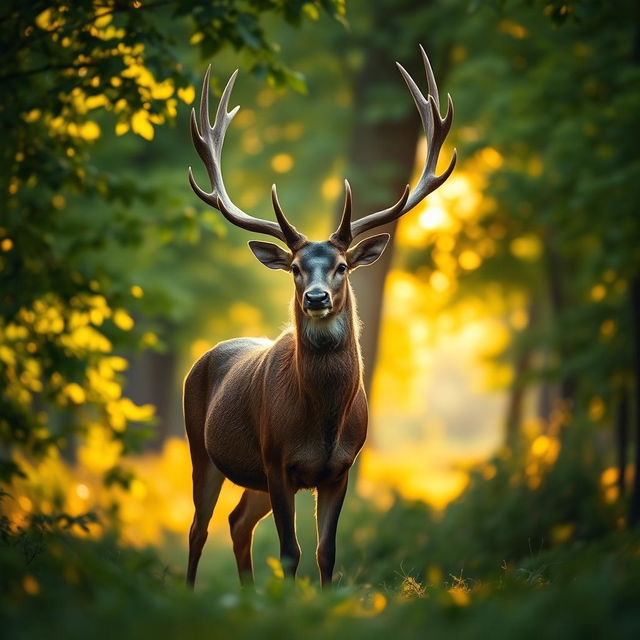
[{"left": 304, "top": 289, "right": 330, "bottom": 309}]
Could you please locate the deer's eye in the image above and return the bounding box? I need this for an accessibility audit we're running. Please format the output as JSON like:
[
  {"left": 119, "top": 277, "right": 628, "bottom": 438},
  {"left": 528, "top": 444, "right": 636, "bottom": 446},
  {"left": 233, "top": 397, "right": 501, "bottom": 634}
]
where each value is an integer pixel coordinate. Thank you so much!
[
  {"left": 336, "top": 264, "right": 348, "bottom": 275},
  {"left": 291, "top": 264, "right": 300, "bottom": 276}
]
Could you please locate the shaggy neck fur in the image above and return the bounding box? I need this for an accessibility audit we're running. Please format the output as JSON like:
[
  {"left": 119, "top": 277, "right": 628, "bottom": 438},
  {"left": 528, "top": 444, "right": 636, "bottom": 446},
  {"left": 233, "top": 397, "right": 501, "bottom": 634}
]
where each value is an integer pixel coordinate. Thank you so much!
[
  {"left": 289, "top": 285, "right": 362, "bottom": 442},
  {"left": 293, "top": 284, "right": 360, "bottom": 352},
  {"left": 292, "top": 284, "right": 360, "bottom": 381}
]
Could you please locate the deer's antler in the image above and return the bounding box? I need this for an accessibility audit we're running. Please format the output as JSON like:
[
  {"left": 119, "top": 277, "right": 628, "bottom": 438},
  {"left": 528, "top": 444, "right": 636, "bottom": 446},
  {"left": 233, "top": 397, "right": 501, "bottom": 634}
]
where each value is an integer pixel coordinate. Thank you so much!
[
  {"left": 188, "top": 66, "right": 306, "bottom": 250},
  {"left": 332, "top": 45, "right": 456, "bottom": 247}
]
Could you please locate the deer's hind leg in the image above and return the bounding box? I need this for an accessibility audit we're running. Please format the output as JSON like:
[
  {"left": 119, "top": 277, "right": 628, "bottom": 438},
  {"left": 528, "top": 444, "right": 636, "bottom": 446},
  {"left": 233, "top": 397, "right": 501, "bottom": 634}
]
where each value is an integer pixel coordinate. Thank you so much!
[
  {"left": 229, "top": 489, "right": 272, "bottom": 585},
  {"left": 186, "top": 444, "right": 225, "bottom": 587}
]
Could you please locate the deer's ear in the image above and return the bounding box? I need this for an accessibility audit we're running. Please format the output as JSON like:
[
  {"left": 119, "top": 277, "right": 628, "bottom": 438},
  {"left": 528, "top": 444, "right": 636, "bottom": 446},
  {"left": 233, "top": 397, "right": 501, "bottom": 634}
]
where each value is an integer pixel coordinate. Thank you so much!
[
  {"left": 248, "top": 241, "right": 292, "bottom": 271},
  {"left": 346, "top": 233, "right": 390, "bottom": 269}
]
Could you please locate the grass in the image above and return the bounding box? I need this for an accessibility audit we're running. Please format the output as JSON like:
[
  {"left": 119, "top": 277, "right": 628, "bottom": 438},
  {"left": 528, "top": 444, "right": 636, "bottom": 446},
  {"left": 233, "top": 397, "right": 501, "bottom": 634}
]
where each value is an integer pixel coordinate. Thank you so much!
[{"left": 2, "top": 432, "right": 640, "bottom": 639}]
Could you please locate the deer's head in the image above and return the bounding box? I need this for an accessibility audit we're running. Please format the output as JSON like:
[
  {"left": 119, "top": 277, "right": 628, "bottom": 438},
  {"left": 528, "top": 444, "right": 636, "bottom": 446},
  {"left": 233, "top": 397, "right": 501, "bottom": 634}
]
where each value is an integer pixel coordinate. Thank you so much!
[
  {"left": 247, "top": 182, "right": 398, "bottom": 320},
  {"left": 188, "top": 46, "right": 456, "bottom": 323}
]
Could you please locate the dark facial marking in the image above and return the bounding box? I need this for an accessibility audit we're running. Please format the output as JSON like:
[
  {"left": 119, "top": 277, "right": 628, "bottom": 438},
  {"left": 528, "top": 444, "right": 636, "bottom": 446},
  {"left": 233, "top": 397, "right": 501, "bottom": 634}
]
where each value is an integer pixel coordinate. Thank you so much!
[
  {"left": 291, "top": 242, "right": 349, "bottom": 316},
  {"left": 296, "top": 242, "right": 340, "bottom": 286}
]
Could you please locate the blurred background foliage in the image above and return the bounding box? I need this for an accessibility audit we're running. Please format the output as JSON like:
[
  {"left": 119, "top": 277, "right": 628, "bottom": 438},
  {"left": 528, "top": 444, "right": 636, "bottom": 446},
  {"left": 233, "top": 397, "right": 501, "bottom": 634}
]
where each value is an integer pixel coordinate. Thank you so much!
[{"left": 1, "top": 0, "right": 640, "bottom": 636}]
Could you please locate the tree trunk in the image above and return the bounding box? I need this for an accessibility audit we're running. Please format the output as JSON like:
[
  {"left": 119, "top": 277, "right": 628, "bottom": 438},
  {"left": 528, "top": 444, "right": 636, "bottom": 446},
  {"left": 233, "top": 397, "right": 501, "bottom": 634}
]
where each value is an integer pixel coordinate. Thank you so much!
[
  {"left": 125, "top": 345, "right": 179, "bottom": 451},
  {"left": 626, "top": 25, "right": 640, "bottom": 527},
  {"left": 340, "top": 40, "right": 423, "bottom": 396},
  {"left": 628, "top": 277, "right": 640, "bottom": 527},
  {"left": 505, "top": 302, "right": 537, "bottom": 447},
  {"left": 543, "top": 236, "right": 576, "bottom": 414},
  {"left": 616, "top": 385, "right": 629, "bottom": 497}
]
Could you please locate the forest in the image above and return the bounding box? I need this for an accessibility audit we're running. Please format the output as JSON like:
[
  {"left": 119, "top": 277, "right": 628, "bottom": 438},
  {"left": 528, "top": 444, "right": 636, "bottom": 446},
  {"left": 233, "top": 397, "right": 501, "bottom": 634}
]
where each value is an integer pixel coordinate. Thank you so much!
[{"left": 1, "top": 0, "right": 640, "bottom": 637}]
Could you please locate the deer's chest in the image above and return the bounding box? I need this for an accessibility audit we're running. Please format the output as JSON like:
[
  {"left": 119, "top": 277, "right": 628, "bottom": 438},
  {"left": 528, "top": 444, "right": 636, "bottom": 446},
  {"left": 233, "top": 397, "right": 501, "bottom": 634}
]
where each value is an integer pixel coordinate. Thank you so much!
[
  {"left": 288, "top": 441, "right": 355, "bottom": 490},
  {"left": 286, "top": 412, "right": 365, "bottom": 489}
]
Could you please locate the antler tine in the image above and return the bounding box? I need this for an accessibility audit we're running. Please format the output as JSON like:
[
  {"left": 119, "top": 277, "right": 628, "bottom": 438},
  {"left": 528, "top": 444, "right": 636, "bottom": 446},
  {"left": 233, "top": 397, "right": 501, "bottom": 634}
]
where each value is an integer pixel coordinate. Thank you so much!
[
  {"left": 348, "top": 184, "right": 410, "bottom": 240},
  {"left": 396, "top": 61, "right": 434, "bottom": 149},
  {"left": 349, "top": 46, "right": 457, "bottom": 242},
  {"left": 419, "top": 44, "right": 439, "bottom": 112},
  {"left": 271, "top": 185, "right": 306, "bottom": 250},
  {"left": 329, "top": 179, "right": 354, "bottom": 248},
  {"left": 188, "top": 68, "right": 304, "bottom": 248}
]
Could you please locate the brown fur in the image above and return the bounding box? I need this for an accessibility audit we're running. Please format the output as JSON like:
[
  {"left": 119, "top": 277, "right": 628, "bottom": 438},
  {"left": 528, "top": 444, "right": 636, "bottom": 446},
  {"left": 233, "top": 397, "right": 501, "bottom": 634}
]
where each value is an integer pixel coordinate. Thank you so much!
[{"left": 184, "top": 278, "right": 367, "bottom": 587}]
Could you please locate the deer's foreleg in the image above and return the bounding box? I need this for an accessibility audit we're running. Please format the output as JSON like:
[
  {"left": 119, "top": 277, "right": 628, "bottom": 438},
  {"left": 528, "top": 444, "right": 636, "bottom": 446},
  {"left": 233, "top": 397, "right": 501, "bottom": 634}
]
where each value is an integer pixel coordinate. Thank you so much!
[
  {"left": 267, "top": 470, "right": 300, "bottom": 577},
  {"left": 316, "top": 473, "right": 348, "bottom": 587}
]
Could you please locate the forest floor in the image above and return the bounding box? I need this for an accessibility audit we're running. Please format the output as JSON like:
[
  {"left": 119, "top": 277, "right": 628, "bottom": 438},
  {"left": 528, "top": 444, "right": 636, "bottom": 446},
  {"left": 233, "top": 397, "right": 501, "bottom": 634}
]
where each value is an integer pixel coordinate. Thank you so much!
[{"left": 3, "top": 463, "right": 640, "bottom": 640}]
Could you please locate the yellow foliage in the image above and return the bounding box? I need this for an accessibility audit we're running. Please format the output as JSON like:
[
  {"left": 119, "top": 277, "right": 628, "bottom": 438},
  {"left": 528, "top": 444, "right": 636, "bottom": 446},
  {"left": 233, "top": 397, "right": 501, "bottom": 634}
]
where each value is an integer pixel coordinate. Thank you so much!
[
  {"left": 448, "top": 587, "right": 471, "bottom": 606},
  {"left": 61, "top": 326, "right": 112, "bottom": 353},
  {"left": 551, "top": 523, "right": 575, "bottom": 544},
  {"left": 479, "top": 147, "right": 504, "bottom": 169},
  {"left": 430, "top": 271, "right": 450, "bottom": 292},
  {"left": 94, "top": 13, "right": 112, "bottom": 29},
  {"left": 271, "top": 153, "right": 294, "bottom": 173},
  {"left": 177, "top": 85, "right": 196, "bottom": 104},
  {"left": 600, "top": 319, "right": 616, "bottom": 339},
  {"left": 35, "top": 8, "right": 62, "bottom": 30},
  {"left": 122, "top": 398, "right": 154, "bottom": 422},
  {"left": 87, "top": 367, "right": 121, "bottom": 400},
  {"left": 22, "top": 575, "right": 40, "bottom": 596},
  {"left": 588, "top": 396, "right": 605, "bottom": 421},
  {"left": 98, "top": 25, "right": 125, "bottom": 40},
  {"left": 190, "top": 339, "right": 214, "bottom": 360},
  {"left": 530, "top": 435, "right": 561, "bottom": 465},
  {"left": 303, "top": 3, "right": 320, "bottom": 20},
  {"left": 510, "top": 235, "right": 542, "bottom": 260},
  {"left": 359, "top": 445, "right": 469, "bottom": 510},
  {"left": 108, "top": 356, "right": 129, "bottom": 371},
  {"left": 140, "top": 331, "right": 158, "bottom": 348},
  {"left": 371, "top": 592, "right": 387, "bottom": 613},
  {"left": 0, "top": 341, "right": 17, "bottom": 364},
  {"left": 151, "top": 79, "right": 174, "bottom": 100},
  {"left": 64, "top": 383, "right": 86, "bottom": 404},
  {"left": 482, "top": 464, "right": 497, "bottom": 480},
  {"left": 499, "top": 20, "right": 529, "bottom": 39},
  {"left": 131, "top": 110, "right": 154, "bottom": 140},
  {"left": 52, "top": 194, "right": 66, "bottom": 210},
  {"left": 510, "top": 307, "right": 529, "bottom": 330},
  {"left": 166, "top": 99, "right": 178, "bottom": 118},
  {"left": 600, "top": 467, "right": 618, "bottom": 487},
  {"left": 148, "top": 113, "right": 165, "bottom": 125},
  {"left": 23, "top": 109, "right": 41, "bottom": 123},
  {"left": 459, "top": 250, "right": 482, "bottom": 271},
  {"left": 604, "top": 486, "right": 619, "bottom": 504},
  {"left": 266, "top": 556, "right": 285, "bottom": 579},
  {"left": 113, "top": 309, "right": 134, "bottom": 331},
  {"left": 331, "top": 591, "right": 388, "bottom": 618},
  {"left": 321, "top": 177, "right": 343, "bottom": 200},
  {"left": 590, "top": 284, "right": 606, "bottom": 301},
  {"left": 78, "top": 425, "right": 122, "bottom": 473},
  {"left": 242, "top": 131, "right": 263, "bottom": 154}
]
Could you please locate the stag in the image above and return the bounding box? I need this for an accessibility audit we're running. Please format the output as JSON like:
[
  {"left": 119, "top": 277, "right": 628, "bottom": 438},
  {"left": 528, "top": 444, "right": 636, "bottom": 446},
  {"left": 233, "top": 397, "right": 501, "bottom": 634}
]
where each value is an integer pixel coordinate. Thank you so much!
[{"left": 184, "top": 46, "right": 455, "bottom": 588}]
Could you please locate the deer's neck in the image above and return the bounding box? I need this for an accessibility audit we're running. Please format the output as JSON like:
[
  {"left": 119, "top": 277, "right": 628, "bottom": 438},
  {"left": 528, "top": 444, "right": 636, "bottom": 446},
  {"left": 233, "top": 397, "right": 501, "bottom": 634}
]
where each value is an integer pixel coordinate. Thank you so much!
[{"left": 292, "top": 285, "right": 362, "bottom": 407}]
